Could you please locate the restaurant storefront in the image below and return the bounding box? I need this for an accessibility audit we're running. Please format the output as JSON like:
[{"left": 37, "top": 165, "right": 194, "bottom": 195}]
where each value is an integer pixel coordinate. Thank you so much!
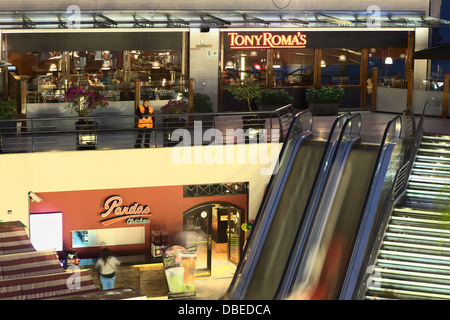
[
  {"left": 219, "top": 29, "right": 414, "bottom": 111},
  {"left": 3, "top": 30, "right": 189, "bottom": 117},
  {"left": 28, "top": 183, "right": 248, "bottom": 275}
]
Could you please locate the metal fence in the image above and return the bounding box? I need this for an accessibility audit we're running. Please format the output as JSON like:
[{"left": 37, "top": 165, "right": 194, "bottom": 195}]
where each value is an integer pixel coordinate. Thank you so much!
[{"left": 0, "top": 105, "right": 294, "bottom": 154}]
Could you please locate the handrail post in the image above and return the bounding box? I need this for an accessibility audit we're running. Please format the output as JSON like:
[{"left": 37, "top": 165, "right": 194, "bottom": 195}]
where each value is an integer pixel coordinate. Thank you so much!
[
  {"left": 406, "top": 69, "right": 413, "bottom": 111},
  {"left": 443, "top": 72, "right": 449, "bottom": 118}
]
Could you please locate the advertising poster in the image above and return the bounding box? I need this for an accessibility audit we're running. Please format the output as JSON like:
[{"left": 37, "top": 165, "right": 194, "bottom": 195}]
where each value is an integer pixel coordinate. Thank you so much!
[{"left": 163, "top": 245, "right": 197, "bottom": 298}]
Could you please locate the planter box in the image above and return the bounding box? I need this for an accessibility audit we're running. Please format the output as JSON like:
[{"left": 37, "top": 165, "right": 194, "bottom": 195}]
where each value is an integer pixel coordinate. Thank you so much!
[
  {"left": 75, "top": 120, "right": 98, "bottom": 150},
  {"left": 308, "top": 103, "right": 339, "bottom": 116}
]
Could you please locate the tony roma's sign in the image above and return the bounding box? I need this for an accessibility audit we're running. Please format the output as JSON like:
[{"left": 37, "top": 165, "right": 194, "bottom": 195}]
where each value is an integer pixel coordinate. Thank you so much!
[
  {"left": 100, "top": 195, "right": 151, "bottom": 226},
  {"left": 228, "top": 31, "right": 307, "bottom": 49}
]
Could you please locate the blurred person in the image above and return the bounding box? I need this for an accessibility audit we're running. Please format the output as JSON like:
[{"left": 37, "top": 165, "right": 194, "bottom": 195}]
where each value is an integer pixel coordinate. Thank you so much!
[{"left": 95, "top": 248, "right": 121, "bottom": 290}]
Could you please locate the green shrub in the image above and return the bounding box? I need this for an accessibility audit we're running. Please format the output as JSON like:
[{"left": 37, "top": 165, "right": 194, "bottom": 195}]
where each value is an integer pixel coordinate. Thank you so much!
[
  {"left": 194, "top": 93, "right": 214, "bottom": 113},
  {"left": 256, "top": 89, "right": 293, "bottom": 107},
  {"left": 306, "top": 87, "right": 344, "bottom": 104},
  {"left": 0, "top": 100, "right": 16, "bottom": 119}
]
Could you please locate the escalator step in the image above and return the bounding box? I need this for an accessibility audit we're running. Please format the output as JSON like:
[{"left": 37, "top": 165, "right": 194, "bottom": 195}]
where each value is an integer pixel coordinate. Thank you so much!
[
  {"left": 390, "top": 215, "right": 450, "bottom": 229},
  {"left": 423, "top": 135, "right": 450, "bottom": 143},
  {"left": 384, "top": 232, "right": 450, "bottom": 245},
  {"left": 375, "top": 267, "right": 450, "bottom": 285},
  {"left": 406, "top": 189, "right": 450, "bottom": 201},
  {"left": 408, "top": 181, "right": 450, "bottom": 192},
  {"left": 411, "top": 168, "right": 450, "bottom": 177},
  {"left": 414, "top": 162, "right": 450, "bottom": 171}
]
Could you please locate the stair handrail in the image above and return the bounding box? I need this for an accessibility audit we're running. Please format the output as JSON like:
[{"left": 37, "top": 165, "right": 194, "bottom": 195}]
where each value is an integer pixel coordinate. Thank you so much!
[{"left": 353, "top": 102, "right": 428, "bottom": 299}]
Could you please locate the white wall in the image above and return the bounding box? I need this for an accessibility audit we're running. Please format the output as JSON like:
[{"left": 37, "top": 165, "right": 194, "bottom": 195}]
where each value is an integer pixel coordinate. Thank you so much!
[
  {"left": 0, "top": 143, "right": 281, "bottom": 228},
  {"left": 189, "top": 28, "right": 220, "bottom": 111}
]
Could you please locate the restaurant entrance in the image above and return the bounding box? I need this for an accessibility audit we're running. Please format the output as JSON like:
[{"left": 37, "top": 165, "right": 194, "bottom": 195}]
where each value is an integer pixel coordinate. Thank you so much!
[{"left": 182, "top": 202, "right": 246, "bottom": 278}]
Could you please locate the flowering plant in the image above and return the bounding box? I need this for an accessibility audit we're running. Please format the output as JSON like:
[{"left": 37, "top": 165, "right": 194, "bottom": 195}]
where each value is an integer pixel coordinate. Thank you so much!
[
  {"left": 160, "top": 100, "right": 188, "bottom": 119},
  {"left": 64, "top": 83, "right": 109, "bottom": 117}
]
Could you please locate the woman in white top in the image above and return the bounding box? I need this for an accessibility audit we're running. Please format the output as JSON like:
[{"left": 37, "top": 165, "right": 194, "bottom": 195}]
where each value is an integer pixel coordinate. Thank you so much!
[{"left": 95, "top": 248, "right": 121, "bottom": 290}]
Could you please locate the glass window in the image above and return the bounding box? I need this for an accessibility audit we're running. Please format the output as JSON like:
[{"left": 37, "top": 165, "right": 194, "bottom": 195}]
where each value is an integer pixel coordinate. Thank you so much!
[
  {"left": 222, "top": 49, "right": 267, "bottom": 87},
  {"left": 130, "top": 50, "right": 183, "bottom": 101},
  {"left": 368, "top": 48, "right": 407, "bottom": 88},
  {"left": 272, "top": 49, "right": 314, "bottom": 87},
  {"left": 321, "top": 48, "right": 361, "bottom": 86}
]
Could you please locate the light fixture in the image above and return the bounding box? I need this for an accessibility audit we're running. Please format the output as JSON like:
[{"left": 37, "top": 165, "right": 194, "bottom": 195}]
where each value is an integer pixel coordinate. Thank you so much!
[
  {"left": 225, "top": 61, "right": 234, "bottom": 69},
  {"left": 321, "top": 59, "right": 327, "bottom": 67},
  {"left": 152, "top": 61, "right": 161, "bottom": 69},
  {"left": 339, "top": 54, "right": 347, "bottom": 62},
  {"left": 385, "top": 57, "right": 393, "bottom": 64},
  {"left": 49, "top": 63, "right": 58, "bottom": 72}
]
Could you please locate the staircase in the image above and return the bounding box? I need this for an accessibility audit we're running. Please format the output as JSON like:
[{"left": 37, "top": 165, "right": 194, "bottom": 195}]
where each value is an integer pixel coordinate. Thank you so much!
[{"left": 365, "top": 134, "right": 450, "bottom": 300}]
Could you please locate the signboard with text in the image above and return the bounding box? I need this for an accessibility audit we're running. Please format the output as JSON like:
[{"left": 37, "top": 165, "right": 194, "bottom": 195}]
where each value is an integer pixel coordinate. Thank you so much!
[
  {"left": 100, "top": 195, "right": 151, "bottom": 226},
  {"left": 228, "top": 31, "right": 307, "bottom": 49}
]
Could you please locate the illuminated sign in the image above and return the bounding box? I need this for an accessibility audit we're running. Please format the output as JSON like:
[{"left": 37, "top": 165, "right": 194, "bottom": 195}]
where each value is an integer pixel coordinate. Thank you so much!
[
  {"left": 228, "top": 32, "right": 307, "bottom": 49},
  {"left": 100, "top": 195, "right": 151, "bottom": 226}
]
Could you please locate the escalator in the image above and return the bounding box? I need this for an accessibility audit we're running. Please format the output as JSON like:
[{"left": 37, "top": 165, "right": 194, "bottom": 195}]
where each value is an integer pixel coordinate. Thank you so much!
[
  {"left": 224, "top": 111, "right": 404, "bottom": 300},
  {"left": 364, "top": 133, "right": 450, "bottom": 300}
]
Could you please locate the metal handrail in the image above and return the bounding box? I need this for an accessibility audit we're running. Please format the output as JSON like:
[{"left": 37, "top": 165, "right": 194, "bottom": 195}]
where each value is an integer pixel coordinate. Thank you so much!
[
  {"left": 353, "top": 102, "right": 428, "bottom": 300},
  {"left": 339, "top": 114, "right": 403, "bottom": 300},
  {"left": 0, "top": 105, "right": 295, "bottom": 154}
]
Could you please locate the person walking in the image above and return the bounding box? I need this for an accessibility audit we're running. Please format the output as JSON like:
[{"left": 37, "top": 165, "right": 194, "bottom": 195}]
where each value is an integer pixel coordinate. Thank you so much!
[
  {"left": 95, "top": 248, "right": 121, "bottom": 290},
  {"left": 135, "top": 99, "right": 154, "bottom": 148}
]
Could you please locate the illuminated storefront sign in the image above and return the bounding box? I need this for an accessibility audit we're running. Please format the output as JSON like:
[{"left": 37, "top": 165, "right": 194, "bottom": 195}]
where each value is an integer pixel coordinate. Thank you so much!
[
  {"left": 228, "top": 32, "right": 307, "bottom": 49},
  {"left": 100, "top": 195, "right": 151, "bottom": 226}
]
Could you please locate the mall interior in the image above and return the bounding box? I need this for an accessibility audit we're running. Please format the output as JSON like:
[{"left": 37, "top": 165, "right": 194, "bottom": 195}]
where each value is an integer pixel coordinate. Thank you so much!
[{"left": 0, "top": 0, "right": 449, "bottom": 301}]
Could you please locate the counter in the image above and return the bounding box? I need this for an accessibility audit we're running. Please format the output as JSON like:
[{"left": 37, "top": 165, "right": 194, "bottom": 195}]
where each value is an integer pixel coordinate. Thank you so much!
[{"left": 79, "top": 256, "right": 169, "bottom": 298}]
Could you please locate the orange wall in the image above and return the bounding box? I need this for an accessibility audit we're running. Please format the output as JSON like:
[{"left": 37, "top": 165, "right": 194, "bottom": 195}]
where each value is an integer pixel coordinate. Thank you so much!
[{"left": 29, "top": 185, "right": 248, "bottom": 258}]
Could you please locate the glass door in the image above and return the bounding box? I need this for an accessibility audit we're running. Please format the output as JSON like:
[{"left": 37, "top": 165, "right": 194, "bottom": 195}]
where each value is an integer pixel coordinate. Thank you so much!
[
  {"left": 183, "top": 207, "right": 212, "bottom": 277},
  {"left": 227, "top": 207, "right": 242, "bottom": 266}
]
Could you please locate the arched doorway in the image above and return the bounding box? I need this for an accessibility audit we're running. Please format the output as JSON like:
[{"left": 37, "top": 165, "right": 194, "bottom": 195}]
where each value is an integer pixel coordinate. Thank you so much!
[{"left": 182, "top": 201, "right": 246, "bottom": 277}]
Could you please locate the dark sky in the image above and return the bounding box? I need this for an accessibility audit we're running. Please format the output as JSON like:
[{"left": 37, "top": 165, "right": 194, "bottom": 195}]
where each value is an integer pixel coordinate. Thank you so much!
[{"left": 439, "top": 0, "right": 450, "bottom": 43}]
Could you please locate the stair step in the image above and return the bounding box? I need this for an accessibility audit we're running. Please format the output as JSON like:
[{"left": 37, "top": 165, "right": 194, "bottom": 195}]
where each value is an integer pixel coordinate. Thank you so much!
[
  {"left": 381, "top": 241, "right": 450, "bottom": 256},
  {"left": 408, "top": 181, "right": 450, "bottom": 192},
  {"left": 387, "top": 224, "right": 450, "bottom": 238},
  {"left": 423, "top": 135, "right": 450, "bottom": 143},
  {"left": 377, "top": 259, "right": 450, "bottom": 275},
  {"left": 366, "top": 286, "right": 450, "bottom": 300},
  {"left": 379, "top": 249, "right": 450, "bottom": 265},
  {"left": 367, "top": 277, "right": 450, "bottom": 296},
  {"left": 418, "top": 148, "right": 450, "bottom": 157},
  {"left": 384, "top": 232, "right": 450, "bottom": 245},
  {"left": 406, "top": 189, "right": 450, "bottom": 201},
  {"left": 415, "top": 154, "right": 450, "bottom": 164},
  {"left": 411, "top": 168, "right": 450, "bottom": 177},
  {"left": 375, "top": 267, "right": 450, "bottom": 285},
  {"left": 414, "top": 162, "right": 450, "bottom": 171}
]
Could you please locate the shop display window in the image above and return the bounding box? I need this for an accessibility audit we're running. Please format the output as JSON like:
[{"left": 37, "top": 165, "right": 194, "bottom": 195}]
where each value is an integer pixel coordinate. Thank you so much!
[
  {"left": 222, "top": 49, "right": 267, "bottom": 87},
  {"left": 272, "top": 49, "right": 314, "bottom": 87},
  {"left": 320, "top": 48, "right": 361, "bottom": 86},
  {"left": 368, "top": 47, "right": 407, "bottom": 88},
  {"left": 30, "top": 212, "right": 63, "bottom": 251}
]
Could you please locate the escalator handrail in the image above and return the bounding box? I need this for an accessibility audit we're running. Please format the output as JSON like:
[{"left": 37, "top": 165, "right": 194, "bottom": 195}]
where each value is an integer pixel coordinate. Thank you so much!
[
  {"left": 274, "top": 112, "right": 361, "bottom": 299},
  {"left": 338, "top": 114, "right": 403, "bottom": 300},
  {"left": 224, "top": 109, "right": 313, "bottom": 299},
  {"left": 351, "top": 102, "right": 428, "bottom": 300}
]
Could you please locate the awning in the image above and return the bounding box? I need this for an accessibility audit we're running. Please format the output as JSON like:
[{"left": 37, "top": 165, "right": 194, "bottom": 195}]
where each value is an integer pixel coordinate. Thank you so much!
[{"left": 414, "top": 42, "right": 450, "bottom": 60}]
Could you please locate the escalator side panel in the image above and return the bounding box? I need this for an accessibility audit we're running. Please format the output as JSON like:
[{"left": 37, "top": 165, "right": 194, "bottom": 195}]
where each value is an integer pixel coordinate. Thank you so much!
[
  {"left": 243, "top": 141, "right": 326, "bottom": 300},
  {"left": 284, "top": 145, "right": 379, "bottom": 299}
]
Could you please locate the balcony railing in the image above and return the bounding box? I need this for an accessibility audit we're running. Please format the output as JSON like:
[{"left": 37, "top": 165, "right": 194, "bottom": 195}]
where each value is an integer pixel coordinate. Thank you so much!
[{"left": 0, "top": 105, "right": 294, "bottom": 154}]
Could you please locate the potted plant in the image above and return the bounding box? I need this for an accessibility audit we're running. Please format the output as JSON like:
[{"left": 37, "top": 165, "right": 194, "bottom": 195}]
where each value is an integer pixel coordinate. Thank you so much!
[
  {"left": 160, "top": 99, "right": 188, "bottom": 146},
  {"left": 256, "top": 89, "right": 293, "bottom": 111},
  {"left": 228, "top": 78, "right": 265, "bottom": 142},
  {"left": 305, "top": 86, "right": 344, "bottom": 116},
  {"left": 227, "top": 78, "right": 261, "bottom": 112},
  {"left": 193, "top": 93, "right": 214, "bottom": 130},
  {"left": 0, "top": 100, "right": 17, "bottom": 153},
  {"left": 64, "top": 83, "right": 109, "bottom": 150}
]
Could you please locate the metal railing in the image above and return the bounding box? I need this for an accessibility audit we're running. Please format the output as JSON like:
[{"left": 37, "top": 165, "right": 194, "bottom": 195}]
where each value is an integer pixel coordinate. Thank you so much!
[{"left": 0, "top": 105, "right": 294, "bottom": 154}]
